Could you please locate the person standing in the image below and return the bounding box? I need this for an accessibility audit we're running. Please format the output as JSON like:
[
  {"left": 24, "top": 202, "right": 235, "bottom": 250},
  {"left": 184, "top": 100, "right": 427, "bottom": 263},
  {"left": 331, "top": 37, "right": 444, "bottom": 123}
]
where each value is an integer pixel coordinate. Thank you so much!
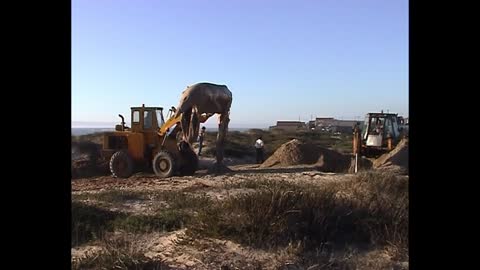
[
  {"left": 255, "top": 136, "right": 265, "bottom": 164},
  {"left": 198, "top": 126, "right": 206, "bottom": 156}
]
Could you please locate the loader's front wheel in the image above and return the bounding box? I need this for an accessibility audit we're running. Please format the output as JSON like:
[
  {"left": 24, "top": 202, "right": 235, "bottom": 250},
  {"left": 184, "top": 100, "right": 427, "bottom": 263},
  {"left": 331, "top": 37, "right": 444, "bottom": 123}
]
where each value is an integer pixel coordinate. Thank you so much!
[
  {"left": 109, "top": 150, "right": 133, "bottom": 178},
  {"left": 153, "top": 151, "right": 176, "bottom": 178}
]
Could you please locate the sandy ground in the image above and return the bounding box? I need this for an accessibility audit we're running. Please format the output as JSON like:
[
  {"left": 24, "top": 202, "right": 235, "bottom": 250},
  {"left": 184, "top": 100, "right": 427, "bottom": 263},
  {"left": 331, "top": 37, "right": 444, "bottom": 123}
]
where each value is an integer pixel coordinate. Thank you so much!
[
  {"left": 72, "top": 161, "right": 355, "bottom": 195},
  {"left": 71, "top": 158, "right": 407, "bottom": 269}
]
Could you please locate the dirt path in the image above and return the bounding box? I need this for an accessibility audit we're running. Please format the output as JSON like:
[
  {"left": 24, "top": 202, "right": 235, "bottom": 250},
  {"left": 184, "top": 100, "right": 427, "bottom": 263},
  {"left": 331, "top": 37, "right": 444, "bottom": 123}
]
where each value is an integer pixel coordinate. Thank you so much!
[{"left": 72, "top": 163, "right": 355, "bottom": 194}]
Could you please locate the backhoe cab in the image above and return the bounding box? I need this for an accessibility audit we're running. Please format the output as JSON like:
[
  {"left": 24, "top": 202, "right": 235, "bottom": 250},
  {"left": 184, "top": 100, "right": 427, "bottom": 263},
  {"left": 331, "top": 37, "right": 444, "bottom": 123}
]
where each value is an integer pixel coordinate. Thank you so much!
[
  {"left": 353, "top": 112, "right": 407, "bottom": 157},
  {"left": 102, "top": 104, "right": 198, "bottom": 178}
]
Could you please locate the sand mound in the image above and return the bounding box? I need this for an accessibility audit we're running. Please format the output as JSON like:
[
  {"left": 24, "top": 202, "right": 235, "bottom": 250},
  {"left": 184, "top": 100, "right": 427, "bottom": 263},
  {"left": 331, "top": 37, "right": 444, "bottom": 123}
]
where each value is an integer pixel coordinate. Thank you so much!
[
  {"left": 71, "top": 157, "right": 109, "bottom": 179},
  {"left": 373, "top": 138, "right": 409, "bottom": 173},
  {"left": 72, "top": 141, "right": 101, "bottom": 160},
  {"left": 261, "top": 139, "right": 351, "bottom": 172}
]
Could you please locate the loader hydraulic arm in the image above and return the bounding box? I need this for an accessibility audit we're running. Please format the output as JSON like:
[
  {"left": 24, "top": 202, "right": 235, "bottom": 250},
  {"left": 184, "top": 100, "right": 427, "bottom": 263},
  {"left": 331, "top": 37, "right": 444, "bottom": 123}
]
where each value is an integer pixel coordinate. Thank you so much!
[
  {"left": 158, "top": 113, "right": 182, "bottom": 136},
  {"left": 157, "top": 108, "right": 213, "bottom": 137}
]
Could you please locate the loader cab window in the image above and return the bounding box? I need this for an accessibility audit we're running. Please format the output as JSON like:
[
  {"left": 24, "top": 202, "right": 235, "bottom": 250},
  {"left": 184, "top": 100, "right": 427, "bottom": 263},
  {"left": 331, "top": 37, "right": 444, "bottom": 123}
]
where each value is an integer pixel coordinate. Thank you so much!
[
  {"left": 133, "top": 110, "right": 140, "bottom": 123},
  {"left": 144, "top": 111, "right": 153, "bottom": 129},
  {"left": 156, "top": 109, "right": 165, "bottom": 128}
]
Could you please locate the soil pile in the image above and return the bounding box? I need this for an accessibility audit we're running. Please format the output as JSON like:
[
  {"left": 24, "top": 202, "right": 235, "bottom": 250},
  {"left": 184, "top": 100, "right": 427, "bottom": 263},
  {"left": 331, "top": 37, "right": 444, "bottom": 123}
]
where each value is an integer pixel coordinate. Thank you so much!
[
  {"left": 373, "top": 138, "right": 409, "bottom": 174},
  {"left": 72, "top": 141, "right": 109, "bottom": 179},
  {"left": 261, "top": 139, "right": 351, "bottom": 172}
]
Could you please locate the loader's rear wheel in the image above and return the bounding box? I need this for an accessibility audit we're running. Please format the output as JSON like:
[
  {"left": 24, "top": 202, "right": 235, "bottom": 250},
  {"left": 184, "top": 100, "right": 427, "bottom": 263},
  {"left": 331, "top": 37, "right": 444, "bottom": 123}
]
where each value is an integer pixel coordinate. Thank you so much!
[
  {"left": 109, "top": 150, "right": 133, "bottom": 178},
  {"left": 153, "top": 151, "right": 176, "bottom": 178}
]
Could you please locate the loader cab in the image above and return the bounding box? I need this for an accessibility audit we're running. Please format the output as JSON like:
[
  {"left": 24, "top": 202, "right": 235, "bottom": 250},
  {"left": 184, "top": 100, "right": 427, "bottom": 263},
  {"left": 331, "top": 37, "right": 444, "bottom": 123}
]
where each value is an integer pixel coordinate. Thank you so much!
[{"left": 129, "top": 105, "right": 165, "bottom": 133}]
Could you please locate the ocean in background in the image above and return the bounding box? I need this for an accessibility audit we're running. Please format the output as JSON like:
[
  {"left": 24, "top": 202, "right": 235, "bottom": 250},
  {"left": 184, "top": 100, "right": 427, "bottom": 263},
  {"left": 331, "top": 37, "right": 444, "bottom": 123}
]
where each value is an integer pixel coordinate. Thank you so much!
[
  {"left": 72, "top": 127, "right": 263, "bottom": 136},
  {"left": 71, "top": 128, "right": 115, "bottom": 136}
]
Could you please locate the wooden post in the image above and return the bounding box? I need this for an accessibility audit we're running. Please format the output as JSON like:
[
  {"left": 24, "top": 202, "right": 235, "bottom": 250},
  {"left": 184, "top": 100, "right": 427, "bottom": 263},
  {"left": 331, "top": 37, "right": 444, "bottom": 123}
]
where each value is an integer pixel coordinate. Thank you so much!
[
  {"left": 355, "top": 153, "right": 358, "bottom": 173},
  {"left": 353, "top": 128, "right": 361, "bottom": 155},
  {"left": 353, "top": 133, "right": 357, "bottom": 154},
  {"left": 387, "top": 137, "right": 393, "bottom": 150}
]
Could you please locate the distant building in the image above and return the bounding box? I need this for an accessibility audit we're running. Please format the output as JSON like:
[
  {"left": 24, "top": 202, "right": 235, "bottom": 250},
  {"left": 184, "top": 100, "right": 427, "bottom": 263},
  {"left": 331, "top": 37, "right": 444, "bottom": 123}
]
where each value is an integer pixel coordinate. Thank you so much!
[
  {"left": 269, "top": 121, "right": 307, "bottom": 131},
  {"left": 315, "top": 117, "right": 335, "bottom": 127},
  {"left": 331, "top": 120, "right": 358, "bottom": 133},
  {"left": 269, "top": 117, "right": 359, "bottom": 133},
  {"left": 311, "top": 117, "right": 358, "bottom": 133}
]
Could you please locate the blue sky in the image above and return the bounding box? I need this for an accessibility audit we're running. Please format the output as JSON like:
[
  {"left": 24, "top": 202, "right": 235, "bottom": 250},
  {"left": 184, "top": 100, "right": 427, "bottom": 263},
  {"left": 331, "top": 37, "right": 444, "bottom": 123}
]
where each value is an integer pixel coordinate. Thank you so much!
[{"left": 72, "top": 0, "right": 408, "bottom": 128}]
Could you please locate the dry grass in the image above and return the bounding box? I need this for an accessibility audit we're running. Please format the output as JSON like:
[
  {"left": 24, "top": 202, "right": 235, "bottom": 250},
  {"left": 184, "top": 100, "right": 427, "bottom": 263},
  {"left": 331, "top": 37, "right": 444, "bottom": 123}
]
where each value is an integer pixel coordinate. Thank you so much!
[
  {"left": 73, "top": 189, "right": 211, "bottom": 209},
  {"left": 73, "top": 190, "right": 145, "bottom": 203},
  {"left": 71, "top": 201, "right": 119, "bottom": 246},
  {"left": 72, "top": 171, "right": 407, "bottom": 269},
  {"left": 72, "top": 191, "right": 211, "bottom": 247},
  {"left": 189, "top": 171, "right": 408, "bottom": 254},
  {"left": 72, "top": 236, "right": 171, "bottom": 270}
]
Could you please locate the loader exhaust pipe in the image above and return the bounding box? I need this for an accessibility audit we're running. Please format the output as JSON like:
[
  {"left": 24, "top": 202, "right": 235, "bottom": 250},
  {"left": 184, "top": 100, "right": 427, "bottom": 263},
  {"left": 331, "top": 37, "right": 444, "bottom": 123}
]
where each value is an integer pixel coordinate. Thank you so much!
[{"left": 118, "top": 114, "right": 125, "bottom": 129}]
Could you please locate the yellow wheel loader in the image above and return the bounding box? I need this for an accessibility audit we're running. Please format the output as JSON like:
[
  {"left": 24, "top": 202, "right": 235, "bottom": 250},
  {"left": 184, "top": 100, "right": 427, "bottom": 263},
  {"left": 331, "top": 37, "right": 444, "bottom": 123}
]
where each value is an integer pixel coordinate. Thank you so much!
[{"left": 101, "top": 104, "right": 201, "bottom": 178}]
